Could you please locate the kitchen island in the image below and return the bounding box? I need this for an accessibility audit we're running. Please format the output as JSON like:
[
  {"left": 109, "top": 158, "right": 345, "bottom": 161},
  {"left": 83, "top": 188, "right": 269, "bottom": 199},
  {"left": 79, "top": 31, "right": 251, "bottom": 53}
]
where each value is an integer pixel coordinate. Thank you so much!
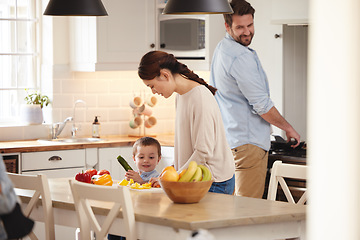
[{"left": 17, "top": 178, "right": 306, "bottom": 240}]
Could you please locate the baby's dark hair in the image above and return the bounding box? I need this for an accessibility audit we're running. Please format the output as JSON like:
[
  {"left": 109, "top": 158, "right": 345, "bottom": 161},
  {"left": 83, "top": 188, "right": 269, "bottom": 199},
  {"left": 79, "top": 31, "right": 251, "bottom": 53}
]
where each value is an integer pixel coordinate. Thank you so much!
[{"left": 132, "top": 137, "right": 162, "bottom": 157}]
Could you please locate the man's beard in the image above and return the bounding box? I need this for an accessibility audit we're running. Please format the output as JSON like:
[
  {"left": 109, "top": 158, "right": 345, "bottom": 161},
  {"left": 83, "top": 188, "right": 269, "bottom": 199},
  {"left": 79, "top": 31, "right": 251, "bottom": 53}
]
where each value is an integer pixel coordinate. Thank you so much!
[{"left": 233, "top": 32, "right": 253, "bottom": 47}]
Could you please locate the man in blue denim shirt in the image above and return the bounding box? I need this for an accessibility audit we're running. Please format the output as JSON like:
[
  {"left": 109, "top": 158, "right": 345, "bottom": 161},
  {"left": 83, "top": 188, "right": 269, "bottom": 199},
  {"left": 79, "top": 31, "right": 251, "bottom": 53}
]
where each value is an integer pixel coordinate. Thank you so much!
[{"left": 210, "top": 0, "right": 300, "bottom": 198}]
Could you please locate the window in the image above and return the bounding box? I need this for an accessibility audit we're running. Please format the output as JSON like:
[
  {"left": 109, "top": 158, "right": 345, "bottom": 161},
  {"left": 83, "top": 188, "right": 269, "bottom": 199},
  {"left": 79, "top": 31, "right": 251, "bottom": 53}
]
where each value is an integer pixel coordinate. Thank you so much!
[{"left": 0, "top": 0, "right": 39, "bottom": 124}]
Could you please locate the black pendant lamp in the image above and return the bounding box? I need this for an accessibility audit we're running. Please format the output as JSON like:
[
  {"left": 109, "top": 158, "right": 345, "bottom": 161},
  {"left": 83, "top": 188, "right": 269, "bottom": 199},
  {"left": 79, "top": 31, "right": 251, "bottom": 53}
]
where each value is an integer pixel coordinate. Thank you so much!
[
  {"left": 44, "top": 0, "right": 108, "bottom": 16},
  {"left": 163, "top": 0, "right": 233, "bottom": 15}
]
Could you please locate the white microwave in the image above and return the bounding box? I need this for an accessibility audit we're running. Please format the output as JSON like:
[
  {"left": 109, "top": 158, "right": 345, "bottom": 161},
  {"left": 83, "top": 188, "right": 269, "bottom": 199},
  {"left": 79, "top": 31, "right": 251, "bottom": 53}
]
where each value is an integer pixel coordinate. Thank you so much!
[{"left": 158, "top": 14, "right": 206, "bottom": 60}]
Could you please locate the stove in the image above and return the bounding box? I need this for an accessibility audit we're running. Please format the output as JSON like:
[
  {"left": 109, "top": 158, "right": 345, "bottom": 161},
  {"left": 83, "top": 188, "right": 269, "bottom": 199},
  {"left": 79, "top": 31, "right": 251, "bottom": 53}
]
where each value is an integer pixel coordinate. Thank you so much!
[
  {"left": 269, "top": 140, "right": 307, "bottom": 158},
  {"left": 264, "top": 139, "right": 307, "bottom": 199}
]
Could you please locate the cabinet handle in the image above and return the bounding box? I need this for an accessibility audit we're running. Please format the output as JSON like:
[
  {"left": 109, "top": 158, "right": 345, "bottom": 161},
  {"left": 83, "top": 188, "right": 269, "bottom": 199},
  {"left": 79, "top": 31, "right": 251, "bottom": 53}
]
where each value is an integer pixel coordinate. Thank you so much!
[
  {"left": 48, "top": 156, "right": 62, "bottom": 161},
  {"left": 274, "top": 34, "right": 282, "bottom": 39},
  {"left": 150, "top": 43, "right": 155, "bottom": 48},
  {"left": 160, "top": 43, "right": 166, "bottom": 48}
]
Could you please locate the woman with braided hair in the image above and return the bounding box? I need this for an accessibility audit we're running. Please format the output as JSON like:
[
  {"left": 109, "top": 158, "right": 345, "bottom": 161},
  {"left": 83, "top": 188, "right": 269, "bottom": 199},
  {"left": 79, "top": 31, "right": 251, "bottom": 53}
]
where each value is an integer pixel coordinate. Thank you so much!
[{"left": 138, "top": 51, "right": 235, "bottom": 194}]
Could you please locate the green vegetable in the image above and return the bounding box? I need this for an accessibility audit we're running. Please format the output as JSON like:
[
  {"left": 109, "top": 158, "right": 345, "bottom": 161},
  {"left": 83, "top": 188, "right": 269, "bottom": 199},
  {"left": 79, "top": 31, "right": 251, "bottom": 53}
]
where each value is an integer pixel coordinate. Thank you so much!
[{"left": 117, "top": 155, "right": 133, "bottom": 171}]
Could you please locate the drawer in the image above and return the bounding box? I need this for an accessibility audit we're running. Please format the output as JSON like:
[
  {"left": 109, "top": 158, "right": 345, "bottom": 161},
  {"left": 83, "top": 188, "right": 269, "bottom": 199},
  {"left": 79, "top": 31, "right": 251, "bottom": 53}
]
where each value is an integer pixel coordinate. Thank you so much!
[
  {"left": 22, "top": 167, "right": 85, "bottom": 178},
  {"left": 22, "top": 149, "right": 85, "bottom": 171}
]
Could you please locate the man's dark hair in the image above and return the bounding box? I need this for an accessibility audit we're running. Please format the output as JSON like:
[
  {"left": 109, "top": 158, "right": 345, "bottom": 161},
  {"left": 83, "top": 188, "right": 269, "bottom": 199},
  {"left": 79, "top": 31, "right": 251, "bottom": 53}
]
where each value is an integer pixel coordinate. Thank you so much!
[{"left": 224, "top": 0, "right": 255, "bottom": 27}]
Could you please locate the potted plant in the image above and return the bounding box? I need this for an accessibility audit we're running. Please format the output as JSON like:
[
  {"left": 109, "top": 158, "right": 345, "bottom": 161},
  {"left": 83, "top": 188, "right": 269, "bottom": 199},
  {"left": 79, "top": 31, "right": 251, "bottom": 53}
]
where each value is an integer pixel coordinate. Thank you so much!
[
  {"left": 24, "top": 89, "right": 51, "bottom": 109},
  {"left": 21, "top": 89, "right": 51, "bottom": 124}
]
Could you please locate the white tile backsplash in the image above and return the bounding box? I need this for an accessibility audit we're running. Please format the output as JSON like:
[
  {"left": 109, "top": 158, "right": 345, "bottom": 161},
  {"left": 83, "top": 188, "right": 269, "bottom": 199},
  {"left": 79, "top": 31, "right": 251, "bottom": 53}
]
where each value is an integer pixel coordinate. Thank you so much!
[
  {"left": 86, "top": 79, "right": 109, "bottom": 93},
  {"left": 0, "top": 67, "right": 212, "bottom": 141},
  {"left": 0, "top": 126, "right": 24, "bottom": 141},
  {"left": 62, "top": 79, "right": 86, "bottom": 93},
  {"left": 98, "top": 94, "right": 121, "bottom": 108},
  {"left": 23, "top": 125, "right": 52, "bottom": 139},
  {"left": 73, "top": 71, "right": 97, "bottom": 79},
  {"left": 52, "top": 94, "right": 74, "bottom": 108}
]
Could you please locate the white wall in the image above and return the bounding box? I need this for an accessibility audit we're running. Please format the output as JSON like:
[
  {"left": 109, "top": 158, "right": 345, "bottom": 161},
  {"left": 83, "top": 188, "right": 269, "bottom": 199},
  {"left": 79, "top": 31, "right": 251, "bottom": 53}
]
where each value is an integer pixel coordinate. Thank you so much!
[
  {"left": 249, "top": 0, "right": 285, "bottom": 137},
  {"left": 283, "top": 25, "right": 308, "bottom": 141}
]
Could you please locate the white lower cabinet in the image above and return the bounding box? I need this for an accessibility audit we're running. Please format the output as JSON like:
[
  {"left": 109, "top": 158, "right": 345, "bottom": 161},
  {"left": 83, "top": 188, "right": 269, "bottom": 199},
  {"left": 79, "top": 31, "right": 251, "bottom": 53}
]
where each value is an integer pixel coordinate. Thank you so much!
[
  {"left": 98, "top": 146, "right": 134, "bottom": 181},
  {"left": 21, "top": 149, "right": 87, "bottom": 240},
  {"left": 21, "top": 149, "right": 86, "bottom": 178},
  {"left": 85, "top": 148, "right": 98, "bottom": 169},
  {"left": 21, "top": 167, "right": 84, "bottom": 178}
]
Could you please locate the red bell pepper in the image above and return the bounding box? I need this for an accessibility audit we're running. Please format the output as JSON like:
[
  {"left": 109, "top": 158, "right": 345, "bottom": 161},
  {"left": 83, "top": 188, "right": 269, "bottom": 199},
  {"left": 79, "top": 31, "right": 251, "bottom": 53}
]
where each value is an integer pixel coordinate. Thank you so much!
[
  {"left": 85, "top": 169, "right": 98, "bottom": 178},
  {"left": 75, "top": 171, "right": 91, "bottom": 183},
  {"left": 98, "top": 169, "right": 110, "bottom": 176}
]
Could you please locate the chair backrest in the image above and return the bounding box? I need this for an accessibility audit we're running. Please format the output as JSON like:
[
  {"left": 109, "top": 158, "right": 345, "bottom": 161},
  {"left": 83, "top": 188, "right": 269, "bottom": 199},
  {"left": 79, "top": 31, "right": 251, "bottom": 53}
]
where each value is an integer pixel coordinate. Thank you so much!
[
  {"left": 7, "top": 173, "right": 55, "bottom": 240},
  {"left": 69, "top": 180, "right": 136, "bottom": 240},
  {"left": 267, "top": 160, "right": 307, "bottom": 204}
]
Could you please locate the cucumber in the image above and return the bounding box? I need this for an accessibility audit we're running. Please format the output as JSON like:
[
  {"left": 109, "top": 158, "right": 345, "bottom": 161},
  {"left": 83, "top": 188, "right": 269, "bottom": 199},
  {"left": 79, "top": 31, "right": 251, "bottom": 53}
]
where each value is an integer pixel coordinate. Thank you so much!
[{"left": 117, "top": 155, "right": 133, "bottom": 171}]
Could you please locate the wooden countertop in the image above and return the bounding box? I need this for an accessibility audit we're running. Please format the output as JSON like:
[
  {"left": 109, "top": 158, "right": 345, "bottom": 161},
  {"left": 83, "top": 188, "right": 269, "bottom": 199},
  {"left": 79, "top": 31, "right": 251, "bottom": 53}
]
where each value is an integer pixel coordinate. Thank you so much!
[{"left": 0, "top": 134, "right": 175, "bottom": 154}]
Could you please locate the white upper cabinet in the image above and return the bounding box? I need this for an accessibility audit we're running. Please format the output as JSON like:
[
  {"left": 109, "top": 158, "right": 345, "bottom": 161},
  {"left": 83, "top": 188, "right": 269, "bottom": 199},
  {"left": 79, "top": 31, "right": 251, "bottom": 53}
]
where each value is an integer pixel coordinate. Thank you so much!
[
  {"left": 70, "top": 0, "right": 225, "bottom": 72},
  {"left": 271, "top": 0, "right": 309, "bottom": 25},
  {"left": 70, "top": 0, "right": 156, "bottom": 71}
]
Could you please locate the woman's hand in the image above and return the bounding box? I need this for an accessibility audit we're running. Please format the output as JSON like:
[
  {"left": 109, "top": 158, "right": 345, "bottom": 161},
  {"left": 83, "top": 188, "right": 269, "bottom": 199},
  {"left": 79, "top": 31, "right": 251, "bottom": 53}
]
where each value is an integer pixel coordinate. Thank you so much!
[{"left": 125, "top": 170, "right": 143, "bottom": 183}]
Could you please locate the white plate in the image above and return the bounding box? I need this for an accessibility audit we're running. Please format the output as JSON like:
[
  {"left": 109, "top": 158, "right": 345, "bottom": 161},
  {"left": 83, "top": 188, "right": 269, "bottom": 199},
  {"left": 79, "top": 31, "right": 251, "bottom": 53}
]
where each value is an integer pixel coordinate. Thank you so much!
[{"left": 129, "top": 187, "right": 163, "bottom": 193}]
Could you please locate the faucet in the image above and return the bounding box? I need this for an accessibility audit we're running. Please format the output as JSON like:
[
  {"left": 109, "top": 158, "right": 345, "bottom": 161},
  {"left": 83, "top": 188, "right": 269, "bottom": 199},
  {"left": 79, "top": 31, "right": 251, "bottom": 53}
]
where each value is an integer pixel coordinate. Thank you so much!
[
  {"left": 51, "top": 117, "right": 73, "bottom": 139},
  {"left": 71, "top": 100, "right": 87, "bottom": 137}
]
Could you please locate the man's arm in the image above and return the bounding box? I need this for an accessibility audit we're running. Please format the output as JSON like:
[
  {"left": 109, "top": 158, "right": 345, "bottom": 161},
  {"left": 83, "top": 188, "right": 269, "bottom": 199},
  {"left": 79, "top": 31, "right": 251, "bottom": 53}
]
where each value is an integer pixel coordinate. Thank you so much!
[{"left": 261, "top": 106, "right": 301, "bottom": 147}]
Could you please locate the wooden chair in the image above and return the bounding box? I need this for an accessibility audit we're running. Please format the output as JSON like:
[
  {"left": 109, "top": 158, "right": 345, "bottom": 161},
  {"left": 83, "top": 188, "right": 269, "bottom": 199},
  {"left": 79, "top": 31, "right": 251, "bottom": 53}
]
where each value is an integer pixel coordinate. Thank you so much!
[
  {"left": 7, "top": 173, "right": 55, "bottom": 240},
  {"left": 267, "top": 160, "right": 307, "bottom": 204},
  {"left": 69, "top": 179, "right": 136, "bottom": 240}
]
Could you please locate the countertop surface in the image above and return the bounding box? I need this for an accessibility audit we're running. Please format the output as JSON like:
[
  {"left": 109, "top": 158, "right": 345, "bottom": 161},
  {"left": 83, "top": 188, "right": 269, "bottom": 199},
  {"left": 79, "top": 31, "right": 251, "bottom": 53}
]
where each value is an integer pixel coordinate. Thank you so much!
[{"left": 0, "top": 134, "right": 175, "bottom": 154}]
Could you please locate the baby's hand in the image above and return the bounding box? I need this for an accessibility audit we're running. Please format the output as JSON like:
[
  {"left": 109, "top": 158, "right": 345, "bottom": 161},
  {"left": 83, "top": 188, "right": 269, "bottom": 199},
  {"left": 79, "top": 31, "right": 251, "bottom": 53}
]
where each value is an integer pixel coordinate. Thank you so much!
[
  {"left": 125, "top": 170, "right": 143, "bottom": 183},
  {"left": 149, "top": 177, "right": 160, "bottom": 188}
]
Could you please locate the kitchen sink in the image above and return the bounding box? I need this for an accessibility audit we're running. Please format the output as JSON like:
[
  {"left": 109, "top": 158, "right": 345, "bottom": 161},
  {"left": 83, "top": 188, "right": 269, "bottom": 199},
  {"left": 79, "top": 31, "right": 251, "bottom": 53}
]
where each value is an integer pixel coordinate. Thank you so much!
[{"left": 38, "top": 138, "right": 106, "bottom": 143}]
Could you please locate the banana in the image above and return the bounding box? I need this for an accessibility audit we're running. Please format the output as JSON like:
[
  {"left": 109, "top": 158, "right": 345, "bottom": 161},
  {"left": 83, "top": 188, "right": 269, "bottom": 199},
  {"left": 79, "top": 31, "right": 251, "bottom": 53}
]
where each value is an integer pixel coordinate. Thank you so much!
[
  {"left": 189, "top": 166, "right": 202, "bottom": 182},
  {"left": 178, "top": 161, "right": 198, "bottom": 182},
  {"left": 198, "top": 164, "right": 212, "bottom": 181}
]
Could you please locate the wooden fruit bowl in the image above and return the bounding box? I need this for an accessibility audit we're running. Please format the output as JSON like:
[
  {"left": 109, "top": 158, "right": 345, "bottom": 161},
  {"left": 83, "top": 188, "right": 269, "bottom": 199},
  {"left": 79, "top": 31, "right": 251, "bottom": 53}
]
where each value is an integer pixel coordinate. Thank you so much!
[{"left": 159, "top": 179, "right": 213, "bottom": 204}]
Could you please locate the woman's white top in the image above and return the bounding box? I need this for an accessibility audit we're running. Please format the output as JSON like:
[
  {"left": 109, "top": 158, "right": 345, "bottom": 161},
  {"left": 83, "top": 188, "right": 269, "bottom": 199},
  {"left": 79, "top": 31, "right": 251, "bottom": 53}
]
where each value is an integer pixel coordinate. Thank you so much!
[{"left": 174, "top": 85, "right": 235, "bottom": 182}]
